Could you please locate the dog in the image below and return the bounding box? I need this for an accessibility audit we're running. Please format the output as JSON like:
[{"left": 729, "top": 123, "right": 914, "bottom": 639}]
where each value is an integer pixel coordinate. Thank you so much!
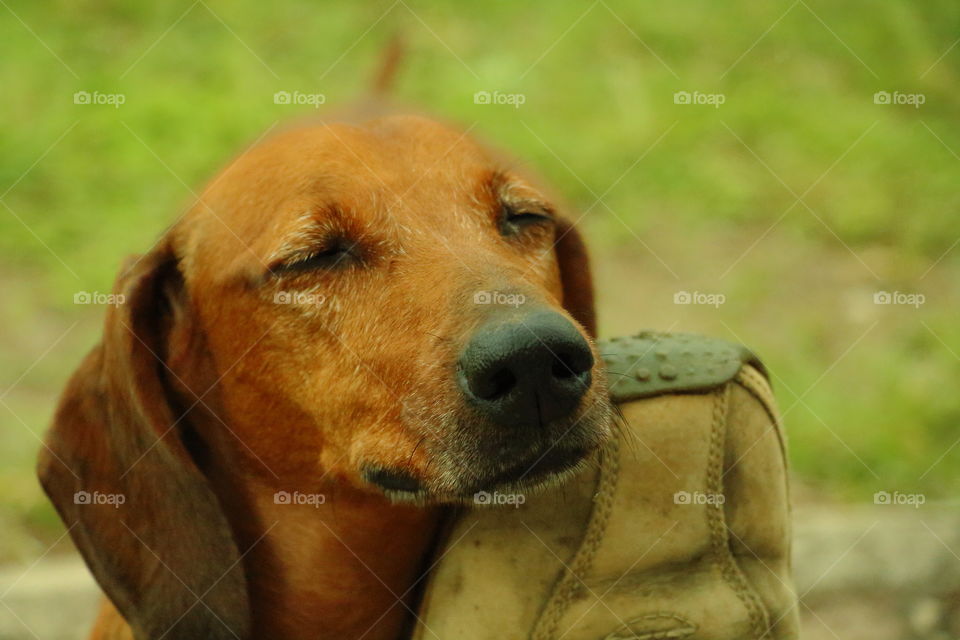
[{"left": 37, "top": 48, "right": 614, "bottom": 640}]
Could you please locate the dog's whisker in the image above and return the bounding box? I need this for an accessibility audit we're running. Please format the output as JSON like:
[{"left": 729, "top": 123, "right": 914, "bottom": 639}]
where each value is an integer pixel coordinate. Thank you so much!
[{"left": 408, "top": 435, "right": 427, "bottom": 467}]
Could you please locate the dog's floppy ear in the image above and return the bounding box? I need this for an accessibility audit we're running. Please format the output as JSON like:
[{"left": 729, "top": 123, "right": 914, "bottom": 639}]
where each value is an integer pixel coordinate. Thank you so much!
[
  {"left": 37, "top": 241, "right": 250, "bottom": 640},
  {"left": 554, "top": 217, "right": 597, "bottom": 337}
]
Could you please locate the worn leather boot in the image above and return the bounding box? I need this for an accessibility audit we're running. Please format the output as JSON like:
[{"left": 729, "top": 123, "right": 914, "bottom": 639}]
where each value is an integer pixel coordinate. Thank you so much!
[{"left": 412, "top": 331, "right": 799, "bottom": 640}]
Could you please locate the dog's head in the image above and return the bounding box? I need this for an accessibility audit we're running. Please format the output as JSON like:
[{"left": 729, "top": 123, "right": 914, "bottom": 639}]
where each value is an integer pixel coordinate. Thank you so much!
[
  {"left": 166, "top": 115, "right": 612, "bottom": 500},
  {"left": 38, "top": 115, "right": 612, "bottom": 638}
]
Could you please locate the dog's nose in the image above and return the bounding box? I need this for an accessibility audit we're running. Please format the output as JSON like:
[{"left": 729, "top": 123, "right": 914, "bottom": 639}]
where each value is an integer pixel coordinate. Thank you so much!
[{"left": 458, "top": 311, "right": 593, "bottom": 428}]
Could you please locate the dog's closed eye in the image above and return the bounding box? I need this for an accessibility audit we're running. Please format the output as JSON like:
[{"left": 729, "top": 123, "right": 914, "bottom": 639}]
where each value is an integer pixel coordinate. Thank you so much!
[
  {"left": 275, "top": 237, "right": 361, "bottom": 274},
  {"left": 489, "top": 171, "right": 556, "bottom": 238},
  {"left": 267, "top": 205, "right": 370, "bottom": 279},
  {"left": 500, "top": 203, "right": 554, "bottom": 235}
]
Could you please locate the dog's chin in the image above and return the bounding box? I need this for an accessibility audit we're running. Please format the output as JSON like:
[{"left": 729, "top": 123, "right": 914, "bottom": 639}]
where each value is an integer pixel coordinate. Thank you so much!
[
  {"left": 366, "top": 394, "right": 616, "bottom": 504},
  {"left": 458, "top": 444, "right": 595, "bottom": 499},
  {"left": 365, "top": 444, "right": 596, "bottom": 505}
]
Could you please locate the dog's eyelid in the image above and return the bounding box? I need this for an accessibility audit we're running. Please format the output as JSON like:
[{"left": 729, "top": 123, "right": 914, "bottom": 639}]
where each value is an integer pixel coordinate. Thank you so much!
[
  {"left": 265, "top": 238, "right": 360, "bottom": 278},
  {"left": 497, "top": 205, "right": 555, "bottom": 240},
  {"left": 510, "top": 199, "right": 552, "bottom": 213},
  {"left": 500, "top": 200, "right": 557, "bottom": 227}
]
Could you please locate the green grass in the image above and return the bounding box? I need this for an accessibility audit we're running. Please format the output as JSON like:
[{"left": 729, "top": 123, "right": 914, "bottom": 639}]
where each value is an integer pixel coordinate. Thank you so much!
[{"left": 2, "top": 0, "right": 959, "bottom": 550}]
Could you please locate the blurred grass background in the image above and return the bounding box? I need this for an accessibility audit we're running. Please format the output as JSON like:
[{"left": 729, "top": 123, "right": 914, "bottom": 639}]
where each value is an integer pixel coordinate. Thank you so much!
[{"left": 1, "top": 0, "right": 959, "bottom": 559}]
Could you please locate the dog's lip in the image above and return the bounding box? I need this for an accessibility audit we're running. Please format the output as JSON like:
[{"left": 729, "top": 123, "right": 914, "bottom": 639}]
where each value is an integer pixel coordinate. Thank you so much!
[
  {"left": 465, "top": 444, "right": 593, "bottom": 494},
  {"left": 362, "top": 466, "right": 424, "bottom": 494},
  {"left": 369, "top": 444, "right": 594, "bottom": 504}
]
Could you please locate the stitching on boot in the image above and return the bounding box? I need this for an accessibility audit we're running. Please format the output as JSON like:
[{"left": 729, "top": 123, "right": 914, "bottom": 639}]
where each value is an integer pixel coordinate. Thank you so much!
[
  {"left": 735, "top": 365, "right": 790, "bottom": 483},
  {"left": 529, "top": 436, "right": 621, "bottom": 640},
  {"left": 600, "top": 612, "right": 698, "bottom": 639},
  {"left": 706, "top": 384, "right": 772, "bottom": 638},
  {"left": 734, "top": 363, "right": 797, "bottom": 623},
  {"left": 735, "top": 362, "right": 792, "bottom": 495},
  {"left": 735, "top": 366, "right": 783, "bottom": 443}
]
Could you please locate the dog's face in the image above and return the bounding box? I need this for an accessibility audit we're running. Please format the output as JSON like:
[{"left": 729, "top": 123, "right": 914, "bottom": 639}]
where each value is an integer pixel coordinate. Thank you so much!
[
  {"left": 174, "top": 115, "right": 612, "bottom": 501},
  {"left": 38, "top": 113, "right": 614, "bottom": 637}
]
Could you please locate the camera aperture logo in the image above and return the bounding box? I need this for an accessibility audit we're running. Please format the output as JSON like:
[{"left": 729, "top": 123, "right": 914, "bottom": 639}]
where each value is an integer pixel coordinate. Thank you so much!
[
  {"left": 73, "top": 91, "right": 126, "bottom": 108},
  {"left": 674, "top": 90, "right": 725, "bottom": 108},
  {"left": 873, "top": 290, "right": 924, "bottom": 308},
  {"left": 273, "top": 490, "right": 326, "bottom": 508},
  {"left": 73, "top": 490, "right": 126, "bottom": 508},
  {"left": 873, "top": 91, "right": 925, "bottom": 108},
  {"left": 673, "top": 490, "right": 725, "bottom": 505},
  {"left": 873, "top": 490, "right": 924, "bottom": 508},
  {"left": 274, "top": 291, "right": 327, "bottom": 306},
  {"left": 274, "top": 90, "right": 326, "bottom": 108},
  {"left": 473, "top": 90, "right": 526, "bottom": 108},
  {"left": 74, "top": 291, "right": 126, "bottom": 307},
  {"left": 674, "top": 290, "right": 725, "bottom": 308},
  {"left": 473, "top": 290, "right": 526, "bottom": 307},
  {"left": 473, "top": 490, "right": 525, "bottom": 508}
]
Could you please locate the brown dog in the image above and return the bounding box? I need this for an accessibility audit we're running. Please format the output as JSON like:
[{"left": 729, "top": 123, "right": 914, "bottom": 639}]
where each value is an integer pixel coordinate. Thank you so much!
[{"left": 37, "top": 60, "right": 613, "bottom": 640}]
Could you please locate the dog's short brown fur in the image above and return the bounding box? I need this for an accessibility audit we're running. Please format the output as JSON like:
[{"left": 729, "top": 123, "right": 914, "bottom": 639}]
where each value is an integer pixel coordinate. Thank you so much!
[{"left": 38, "top": 55, "right": 611, "bottom": 640}]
